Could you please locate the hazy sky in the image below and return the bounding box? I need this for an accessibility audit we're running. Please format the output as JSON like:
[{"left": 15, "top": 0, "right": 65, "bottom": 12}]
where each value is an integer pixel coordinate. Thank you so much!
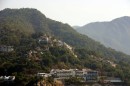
[{"left": 0, "top": 0, "right": 130, "bottom": 26}]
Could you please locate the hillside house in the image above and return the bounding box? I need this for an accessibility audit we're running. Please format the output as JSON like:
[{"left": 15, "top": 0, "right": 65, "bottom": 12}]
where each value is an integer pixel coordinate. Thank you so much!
[
  {"left": 57, "top": 40, "right": 64, "bottom": 47},
  {"left": 51, "top": 69, "right": 75, "bottom": 79},
  {"left": 0, "top": 76, "right": 15, "bottom": 81},
  {"left": 38, "top": 34, "right": 49, "bottom": 45},
  {"left": 104, "top": 77, "right": 124, "bottom": 85},
  {"left": 37, "top": 73, "right": 51, "bottom": 78},
  {"left": 75, "top": 70, "right": 84, "bottom": 77},
  {"left": 0, "top": 45, "right": 14, "bottom": 52},
  {"left": 63, "top": 42, "right": 72, "bottom": 50}
]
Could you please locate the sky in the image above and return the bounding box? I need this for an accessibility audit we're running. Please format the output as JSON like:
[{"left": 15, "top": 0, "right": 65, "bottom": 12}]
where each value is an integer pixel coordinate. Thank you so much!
[{"left": 0, "top": 0, "right": 130, "bottom": 26}]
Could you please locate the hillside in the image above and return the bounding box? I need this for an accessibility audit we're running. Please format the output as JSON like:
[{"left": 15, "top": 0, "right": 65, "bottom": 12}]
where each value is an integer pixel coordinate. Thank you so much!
[
  {"left": 75, "top": 16, "right": 130, "bottom": 55},
  {"left": 1, "top": 8, "right": 130, "bottom": 61},
  {"left": 1, "top": 8, "right": 130, "bottom": 85}
]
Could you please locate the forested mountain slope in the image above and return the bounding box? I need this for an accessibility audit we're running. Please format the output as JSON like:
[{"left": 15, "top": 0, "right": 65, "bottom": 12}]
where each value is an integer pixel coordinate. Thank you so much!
[
  {"left": 0, "top": 8, "right": 130, "bottom": 85},
  {"left": 0, "top": 8, "right": 130, "bottom": 61}
]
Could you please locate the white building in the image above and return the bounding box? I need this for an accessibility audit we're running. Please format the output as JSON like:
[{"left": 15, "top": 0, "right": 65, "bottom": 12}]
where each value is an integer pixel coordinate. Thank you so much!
[
  {"left": 0, "top": 76, "right": 15, "bottom": 81},
  {"left": 37, "top": 73, "right": 51, "bottom": 78},
  {"left": 75, "top": 70, "right": 84, "bottom": 77},
  {"left": 63, "top": 42, "right": 72, "bottom": 50},
  {"left": 104, "top": 77, "right": 123, "bottom": 83},
  {"left": 38, "top": 34, "right": 49, "bottom": 44},
  {"left": 57, "top": 40, "right": 64, "bottom": 47},
  {"left": 50, "top": 69, "right": 91, "bottom": 80},
  {"left": 0, "top": 45, "right": 14, "bottom": 52},
  {"left": 50, "top": 69, "right": 75, "bottom": 79}
]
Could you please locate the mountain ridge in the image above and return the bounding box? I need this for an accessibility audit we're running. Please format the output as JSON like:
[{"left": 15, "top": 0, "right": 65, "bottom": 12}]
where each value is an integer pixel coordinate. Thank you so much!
[
  {"left": 0, "top": 8, "right": 130, "bottom": 60},
  {"left": 75, "top": 16, "right": 130, "bottom": 55}
]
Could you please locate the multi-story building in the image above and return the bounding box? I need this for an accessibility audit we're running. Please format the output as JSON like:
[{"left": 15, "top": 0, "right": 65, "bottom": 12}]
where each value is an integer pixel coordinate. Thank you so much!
[
  {"left": 50, "top": 69, "right": 75, "bottom": 79},
  {"left": 85, "top": 71, "right": 99, "bottom": 82},
  {"left": 50, "top": 69, "right": 94, "bottom": 80},
  {"left": 75, "top": 70, "right": 84, "bottom": 77}
]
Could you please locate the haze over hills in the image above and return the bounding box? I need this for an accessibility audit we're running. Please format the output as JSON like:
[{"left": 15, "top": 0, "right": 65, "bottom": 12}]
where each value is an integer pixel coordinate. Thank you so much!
[{"left": 75, "top": 16, "right": 130, "bottom": 55}]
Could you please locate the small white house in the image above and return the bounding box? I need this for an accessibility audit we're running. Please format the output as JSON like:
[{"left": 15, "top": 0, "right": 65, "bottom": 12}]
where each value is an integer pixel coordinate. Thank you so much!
[
  {"left": 0, "top": 45, "right": 14, "bottom": 52},
  {"left": 0, "top": 76, "right": 15, "bottom": 81},
  {"left": 37, "top": 73, "right": 51, "bottom": 78}
]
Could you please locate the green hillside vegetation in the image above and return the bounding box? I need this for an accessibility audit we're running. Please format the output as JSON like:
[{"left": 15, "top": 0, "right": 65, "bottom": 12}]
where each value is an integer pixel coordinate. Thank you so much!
[
  {"left": 0, "top": 8, "right": 130, "bottom": 85},
  {"left": 0, "top": 8, "right": 130, "bottom": 61}
]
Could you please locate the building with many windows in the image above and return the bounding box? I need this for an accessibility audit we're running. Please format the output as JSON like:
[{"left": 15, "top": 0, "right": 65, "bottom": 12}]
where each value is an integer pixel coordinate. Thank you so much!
[
  {"left": 85, "top": 71, "right": 99, "bottom": 82},
  {"left": 50, "top": 69, "right": 94, "bottom": 80}
]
